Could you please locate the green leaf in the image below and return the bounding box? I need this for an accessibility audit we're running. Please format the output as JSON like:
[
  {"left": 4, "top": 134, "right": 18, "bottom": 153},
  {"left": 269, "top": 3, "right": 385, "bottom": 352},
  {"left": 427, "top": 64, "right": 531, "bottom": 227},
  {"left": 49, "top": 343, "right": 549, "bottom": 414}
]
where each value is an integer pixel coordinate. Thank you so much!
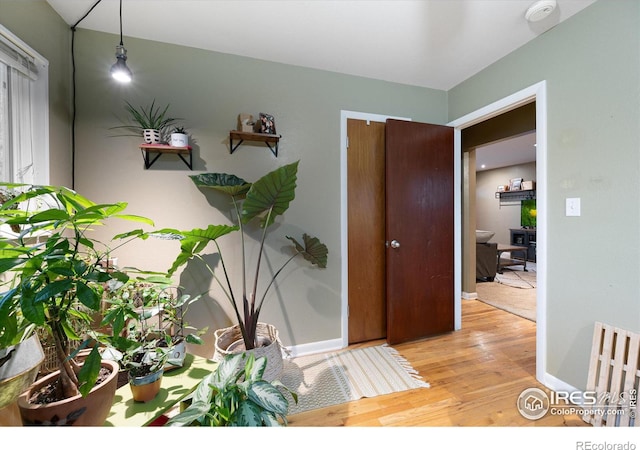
[
  {"left": 34, "top": 279, "right": 73, "bottom": 303},
  {"left": 189, "top": 173, "right": 252, "bottom": 197},
  {"left": 77, "top": 346, "right": 101, "bottom": 397},
  {"left": 241, "top": 161, "right": 299, "bottom": 228},
  {"left": 286, "top": 233, "right": 328, "bottom": 268},
  {"left": 247, "top": 380, "right": 289, "bottom": 416},
  {"left": 235, "top": 401, "right": 263, "bottom": 426},
  {"left": 75, "top": 280, "right": 101, "bottom": 310},
  {"left": 166, "top": 400, "right": 211, "bottom": 426}
]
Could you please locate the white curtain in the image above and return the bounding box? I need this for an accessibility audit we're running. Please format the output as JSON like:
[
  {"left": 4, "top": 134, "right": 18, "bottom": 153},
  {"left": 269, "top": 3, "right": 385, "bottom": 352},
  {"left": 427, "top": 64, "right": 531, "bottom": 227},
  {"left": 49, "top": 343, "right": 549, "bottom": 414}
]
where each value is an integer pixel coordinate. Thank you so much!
[{"left": 9, "top": 67, "right": 34, "bottom": 184}]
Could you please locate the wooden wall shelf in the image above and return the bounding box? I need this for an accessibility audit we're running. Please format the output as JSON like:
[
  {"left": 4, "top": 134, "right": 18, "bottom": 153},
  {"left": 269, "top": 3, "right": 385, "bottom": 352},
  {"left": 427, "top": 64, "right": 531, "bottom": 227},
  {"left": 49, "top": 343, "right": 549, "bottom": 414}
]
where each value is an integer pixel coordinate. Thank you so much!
[
  {"left": 139, "top": 144, "right": 192, "bottom": 170},
  {"left": 229, "top": 131, "right": 281, "bottom": 157}
]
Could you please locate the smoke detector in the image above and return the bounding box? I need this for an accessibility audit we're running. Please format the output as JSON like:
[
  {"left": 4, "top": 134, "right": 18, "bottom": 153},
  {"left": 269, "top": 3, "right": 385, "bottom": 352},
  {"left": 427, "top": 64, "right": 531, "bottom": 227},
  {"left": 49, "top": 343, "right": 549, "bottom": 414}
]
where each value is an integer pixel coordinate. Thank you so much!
[{"left": 525, "top": 0, "right": 557, "bottom": 22}]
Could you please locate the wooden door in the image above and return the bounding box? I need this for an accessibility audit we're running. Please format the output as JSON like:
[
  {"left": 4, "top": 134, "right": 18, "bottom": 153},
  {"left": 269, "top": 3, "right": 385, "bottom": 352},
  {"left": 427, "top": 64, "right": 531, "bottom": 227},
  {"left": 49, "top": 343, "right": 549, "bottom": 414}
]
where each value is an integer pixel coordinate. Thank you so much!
[
  {"left": 347, "top": 119, "right": 386, "bottom": 343},
  {"left": 385, "top": 119, "right": 454, "bottom": 344}
]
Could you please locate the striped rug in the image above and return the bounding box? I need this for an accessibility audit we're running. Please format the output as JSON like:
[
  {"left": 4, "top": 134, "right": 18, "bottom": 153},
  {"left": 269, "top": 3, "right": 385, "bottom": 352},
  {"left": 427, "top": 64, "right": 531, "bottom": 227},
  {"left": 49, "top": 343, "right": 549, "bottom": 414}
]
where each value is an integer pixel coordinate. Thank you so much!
[{"left": 280, "top": 344, "right": 429, "bottom": 415}]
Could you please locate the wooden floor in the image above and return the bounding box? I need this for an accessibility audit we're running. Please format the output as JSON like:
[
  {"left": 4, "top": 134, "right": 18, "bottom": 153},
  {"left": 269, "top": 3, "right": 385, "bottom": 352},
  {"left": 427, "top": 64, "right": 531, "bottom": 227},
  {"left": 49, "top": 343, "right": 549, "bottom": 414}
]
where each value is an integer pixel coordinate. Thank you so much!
[{"left": 287, "top": 299, "right": 589, "bottom": 427}]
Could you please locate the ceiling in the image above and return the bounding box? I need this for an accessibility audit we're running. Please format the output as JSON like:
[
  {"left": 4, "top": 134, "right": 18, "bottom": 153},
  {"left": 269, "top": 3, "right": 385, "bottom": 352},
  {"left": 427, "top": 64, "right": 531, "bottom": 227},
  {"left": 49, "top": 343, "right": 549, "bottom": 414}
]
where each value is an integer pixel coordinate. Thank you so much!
[
  {"left": 45, "top": 0, "right": 593, "bottom": 171},
  {"left": 47, "top": 0, "right": 596, "bottom": 91}
]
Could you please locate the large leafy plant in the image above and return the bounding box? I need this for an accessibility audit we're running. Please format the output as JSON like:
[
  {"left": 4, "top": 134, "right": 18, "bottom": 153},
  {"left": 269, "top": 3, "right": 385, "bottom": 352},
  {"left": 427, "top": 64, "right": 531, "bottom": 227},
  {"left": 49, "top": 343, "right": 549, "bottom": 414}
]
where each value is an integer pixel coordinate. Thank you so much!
[
  {"left": 154, "top": 161, "right": 328, "bottom": 350},
  {"left": 166, "top": 352, "right": 295, "bottom": 426},
  {"left": 0, "top": 183, "right": 154, "bottom": 399}
]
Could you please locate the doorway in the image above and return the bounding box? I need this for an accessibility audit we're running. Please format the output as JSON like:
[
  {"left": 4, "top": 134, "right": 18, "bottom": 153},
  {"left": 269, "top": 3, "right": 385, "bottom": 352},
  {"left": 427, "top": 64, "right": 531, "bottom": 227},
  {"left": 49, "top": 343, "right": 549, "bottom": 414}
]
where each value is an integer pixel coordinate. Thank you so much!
[{"left": 448, "top": 81, "right": 548, "bottom": 383}]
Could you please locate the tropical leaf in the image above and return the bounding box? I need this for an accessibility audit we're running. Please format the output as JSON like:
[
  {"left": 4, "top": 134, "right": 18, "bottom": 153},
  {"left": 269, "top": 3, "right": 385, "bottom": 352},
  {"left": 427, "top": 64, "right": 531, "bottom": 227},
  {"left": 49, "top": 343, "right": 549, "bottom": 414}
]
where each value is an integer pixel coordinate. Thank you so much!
[
  {"left": 189, "top": 173, "right": 252, "bottom": 197},
  {"left": 286, "top": 233, "right": 328, "bottom": 268},
  {"left": 241, "top": 161, "right": 298, "bottom": 227}
]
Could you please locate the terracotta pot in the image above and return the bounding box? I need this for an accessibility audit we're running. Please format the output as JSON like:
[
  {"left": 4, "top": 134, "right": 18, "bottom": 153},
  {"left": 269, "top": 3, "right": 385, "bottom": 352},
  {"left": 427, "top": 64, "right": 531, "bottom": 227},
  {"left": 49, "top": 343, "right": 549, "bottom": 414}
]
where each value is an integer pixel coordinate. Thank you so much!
[
  {"left": 128, "top": 369, "right": 163, "bottom": 402},
  {"left": 18, "top": 359, "right": 118, "bottom": 426}
]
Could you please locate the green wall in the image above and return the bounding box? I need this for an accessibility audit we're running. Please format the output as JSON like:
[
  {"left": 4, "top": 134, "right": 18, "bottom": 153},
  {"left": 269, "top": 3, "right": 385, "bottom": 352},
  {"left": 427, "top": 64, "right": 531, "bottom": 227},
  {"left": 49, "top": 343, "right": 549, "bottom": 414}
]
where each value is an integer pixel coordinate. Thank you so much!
[
  {"left": 68, "top": 29, "right": 447, "bottom": 356},
  {"left": 450, "top": 0, "right": 640, "bottom": 389}
]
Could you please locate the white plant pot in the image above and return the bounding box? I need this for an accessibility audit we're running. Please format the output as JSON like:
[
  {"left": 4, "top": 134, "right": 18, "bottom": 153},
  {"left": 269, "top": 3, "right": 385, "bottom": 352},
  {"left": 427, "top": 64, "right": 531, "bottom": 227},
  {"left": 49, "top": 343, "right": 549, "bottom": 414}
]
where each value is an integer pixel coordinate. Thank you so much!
[
  {"left": 170, "top": 133, "right": 188, "bottom": 147},
  {"left": 143, "top": 129, "right": 161, "bottom": 144}
]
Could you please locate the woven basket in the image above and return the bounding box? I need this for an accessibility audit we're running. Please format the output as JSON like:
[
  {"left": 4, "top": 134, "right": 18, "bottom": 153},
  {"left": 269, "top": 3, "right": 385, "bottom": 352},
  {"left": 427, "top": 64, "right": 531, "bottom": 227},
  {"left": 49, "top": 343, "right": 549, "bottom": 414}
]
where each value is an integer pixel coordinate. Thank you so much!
[{"left": 213, "top": 322, "right": 283, "bottom": 381}]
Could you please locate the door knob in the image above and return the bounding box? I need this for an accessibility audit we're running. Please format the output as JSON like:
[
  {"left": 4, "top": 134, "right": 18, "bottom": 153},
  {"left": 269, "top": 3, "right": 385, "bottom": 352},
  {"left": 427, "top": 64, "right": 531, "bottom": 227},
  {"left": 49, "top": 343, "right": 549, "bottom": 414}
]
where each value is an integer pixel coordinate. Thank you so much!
[{"left": 390, "top": 239, "right": 400, "bottom": 249}]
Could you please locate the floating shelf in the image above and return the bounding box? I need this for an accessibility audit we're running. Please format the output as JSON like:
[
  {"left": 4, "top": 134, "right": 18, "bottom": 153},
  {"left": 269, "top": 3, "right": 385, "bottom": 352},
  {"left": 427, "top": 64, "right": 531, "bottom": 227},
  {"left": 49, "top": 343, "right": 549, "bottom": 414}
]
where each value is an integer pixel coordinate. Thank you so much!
[
  {"left": 229, "top": 131, "right": 281, "bottom": 157},
  {"left": 495, "top": 189, "right": 536, "bottom": 204},
  {"left": 139, "top": 144, "right": 192, "bottom": 170}
]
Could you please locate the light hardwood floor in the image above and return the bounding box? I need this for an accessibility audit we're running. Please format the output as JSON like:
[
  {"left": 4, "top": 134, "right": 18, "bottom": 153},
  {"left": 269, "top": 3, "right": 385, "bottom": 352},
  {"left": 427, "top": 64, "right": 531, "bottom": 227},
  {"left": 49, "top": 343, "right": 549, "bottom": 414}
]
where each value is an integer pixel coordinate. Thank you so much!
[{"left": 287, "top": 299, "right": 589, "bottom": 427}]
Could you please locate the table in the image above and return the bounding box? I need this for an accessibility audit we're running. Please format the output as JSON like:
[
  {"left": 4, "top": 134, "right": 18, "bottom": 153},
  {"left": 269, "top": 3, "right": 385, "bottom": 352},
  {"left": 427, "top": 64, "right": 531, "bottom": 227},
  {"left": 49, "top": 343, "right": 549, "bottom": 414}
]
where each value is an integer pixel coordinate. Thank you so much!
[
  {"left": 496, "top": 244, "right": 528, "bottom": 274},
  {"left": 104, "top": 353, "right": 217, "bottom": 427}
]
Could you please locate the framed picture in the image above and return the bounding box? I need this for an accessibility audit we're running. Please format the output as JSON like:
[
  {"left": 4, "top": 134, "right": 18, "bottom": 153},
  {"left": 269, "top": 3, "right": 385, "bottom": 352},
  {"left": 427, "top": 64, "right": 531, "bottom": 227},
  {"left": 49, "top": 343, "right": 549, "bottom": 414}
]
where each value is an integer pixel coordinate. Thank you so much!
[
  {"left": 258, "top": 112, "right": 276, "bottom": 135},
  {"left": 509, "top": 178, "right": 523, "bottom": 191}
]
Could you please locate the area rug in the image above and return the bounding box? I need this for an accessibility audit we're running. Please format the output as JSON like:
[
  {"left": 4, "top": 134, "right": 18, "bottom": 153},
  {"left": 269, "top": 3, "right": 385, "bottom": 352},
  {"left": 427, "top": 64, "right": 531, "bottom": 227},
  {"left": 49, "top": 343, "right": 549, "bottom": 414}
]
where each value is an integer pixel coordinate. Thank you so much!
[
  {"left": 476, "top": 281, "right": 536, "bottom": 322},
  {"left": 495, "top": 267, "right": 536, "bottom": 289},
  {"left": 279, "top": 344, "right": 429, "bottom": 415}
]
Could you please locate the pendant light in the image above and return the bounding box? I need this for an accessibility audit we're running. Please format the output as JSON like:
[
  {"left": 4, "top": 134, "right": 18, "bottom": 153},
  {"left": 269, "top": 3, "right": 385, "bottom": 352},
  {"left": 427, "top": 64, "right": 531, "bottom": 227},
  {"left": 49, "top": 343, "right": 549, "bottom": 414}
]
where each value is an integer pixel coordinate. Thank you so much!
[{"left": 110, "top": 0, "right": 132, "bottom": 83}]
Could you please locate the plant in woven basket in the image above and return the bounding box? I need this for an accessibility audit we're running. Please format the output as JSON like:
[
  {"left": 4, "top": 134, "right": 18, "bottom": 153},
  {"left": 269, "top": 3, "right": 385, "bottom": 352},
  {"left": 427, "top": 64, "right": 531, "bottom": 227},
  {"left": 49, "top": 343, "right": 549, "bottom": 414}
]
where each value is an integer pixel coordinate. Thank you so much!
[
  {"left": 151, "top": 160, "right": 328, "bottom": 352},
  {"left": 166, "top": 352, "right": 296, "bottom": 427}
]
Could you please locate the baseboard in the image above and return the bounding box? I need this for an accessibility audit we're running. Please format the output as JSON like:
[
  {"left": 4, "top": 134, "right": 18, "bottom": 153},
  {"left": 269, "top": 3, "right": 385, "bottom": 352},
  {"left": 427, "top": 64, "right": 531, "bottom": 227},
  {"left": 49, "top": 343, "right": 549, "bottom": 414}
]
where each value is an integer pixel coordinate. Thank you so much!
[
  {"left": 462, "top": 291, "right": 478, "bottom": 300},
  {"left": 283, "top": 338, "right": 344, "bottom": 358}
]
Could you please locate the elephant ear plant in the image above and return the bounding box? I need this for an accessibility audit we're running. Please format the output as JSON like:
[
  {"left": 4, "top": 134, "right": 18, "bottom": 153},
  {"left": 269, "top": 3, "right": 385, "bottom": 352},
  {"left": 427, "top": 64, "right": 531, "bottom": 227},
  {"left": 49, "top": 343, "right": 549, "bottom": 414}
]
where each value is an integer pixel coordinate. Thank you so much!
[
  {"left": 0, "top": 183, "right": 154, "bottom": 401},
  {"left": 153, "top": 160, "right": 328, "bottom": 351}
]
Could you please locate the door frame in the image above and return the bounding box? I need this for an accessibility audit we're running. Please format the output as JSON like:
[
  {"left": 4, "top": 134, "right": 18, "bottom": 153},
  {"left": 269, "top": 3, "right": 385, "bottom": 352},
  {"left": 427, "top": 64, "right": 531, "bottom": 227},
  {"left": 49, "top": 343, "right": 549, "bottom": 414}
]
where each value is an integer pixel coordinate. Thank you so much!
[{"left": 448, "top": 80, "right": 548, "bottom": 383}]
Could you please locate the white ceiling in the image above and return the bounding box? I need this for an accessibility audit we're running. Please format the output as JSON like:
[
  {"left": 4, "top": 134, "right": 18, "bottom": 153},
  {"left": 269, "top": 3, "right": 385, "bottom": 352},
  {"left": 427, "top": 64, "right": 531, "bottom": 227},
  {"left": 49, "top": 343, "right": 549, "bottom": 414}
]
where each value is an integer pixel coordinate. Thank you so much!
[
  {"left": 45, "top": 0, "right": 593, "bottom": 171},
  {"left": 46, "top": 0, "right": 596, "bottom": 91}
]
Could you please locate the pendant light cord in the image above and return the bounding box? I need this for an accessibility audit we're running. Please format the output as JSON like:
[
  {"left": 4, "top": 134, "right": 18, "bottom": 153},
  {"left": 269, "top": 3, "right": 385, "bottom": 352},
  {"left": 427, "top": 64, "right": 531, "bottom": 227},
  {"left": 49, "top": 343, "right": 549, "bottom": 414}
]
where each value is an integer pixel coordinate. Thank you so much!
[
  {"left": 70, "top": 0, "right": 103, "bottom": 190},
  {"left": 119, "top": 0, "right": 124, "bottom": 46}
]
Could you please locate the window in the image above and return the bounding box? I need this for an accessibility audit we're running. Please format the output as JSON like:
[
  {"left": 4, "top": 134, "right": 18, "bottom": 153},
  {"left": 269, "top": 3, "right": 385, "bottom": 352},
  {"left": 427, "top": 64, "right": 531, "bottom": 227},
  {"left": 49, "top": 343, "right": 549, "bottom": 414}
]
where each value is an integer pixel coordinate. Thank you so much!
[{"left": 0, "top": 25, "right": 49, "bottom": 185}]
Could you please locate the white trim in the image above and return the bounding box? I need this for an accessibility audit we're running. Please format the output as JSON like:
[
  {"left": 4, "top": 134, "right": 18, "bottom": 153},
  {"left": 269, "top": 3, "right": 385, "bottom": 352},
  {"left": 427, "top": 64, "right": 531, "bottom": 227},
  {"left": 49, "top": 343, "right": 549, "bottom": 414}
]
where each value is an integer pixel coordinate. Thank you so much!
[
  {"left": 339, "top": 110, "right": 411, "bottom": 348},
  {"left": 462, "top": 291, "right": 478, "bottom": 300},
  {"left": 448, "top": 80, "right": 549, "bottom": 387},
  {"left": 284, "top": 338, "right": 343, "bottom": 359}
]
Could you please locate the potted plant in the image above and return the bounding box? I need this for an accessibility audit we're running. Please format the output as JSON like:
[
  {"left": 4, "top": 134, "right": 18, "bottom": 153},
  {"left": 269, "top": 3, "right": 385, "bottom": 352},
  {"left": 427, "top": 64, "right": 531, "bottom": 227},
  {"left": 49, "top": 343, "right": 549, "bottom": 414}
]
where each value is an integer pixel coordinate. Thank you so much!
[
  {"left": 121, "top": 339, "right": 169, "bottom": 403},
  {"left": 100, "top": 276, "right": 205, "bottom": 370},
  {"left": 152, "top": 160, "right": 328, "bottom": 380},
  {"left": 0, "top": 182, "right": 155, "bottom": 425},
  {"left": 169, "top": 126, "right": 189, "bottom": 147},
  {"left": 111, "top": 99, "right": 181, "bottom": 144},
  {"left": 166, "top": 352, "right": 296, "bottom": 426}
]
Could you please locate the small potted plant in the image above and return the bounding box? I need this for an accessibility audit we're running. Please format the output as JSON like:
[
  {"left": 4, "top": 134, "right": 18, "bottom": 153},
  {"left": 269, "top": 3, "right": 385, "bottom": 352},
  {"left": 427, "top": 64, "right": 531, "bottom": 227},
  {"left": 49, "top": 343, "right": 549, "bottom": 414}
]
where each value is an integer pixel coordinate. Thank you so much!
[
  {"left": 170, "top": 126, "right": 189, "bottom": 147},
  {"left": 111, "top": 99, "right": 181, "bottom": 144},
  {"left": 121, "top": 340, "right": 169, "bottom": 403},
  {"left": 166, "top": 352, "right": 296, "bottom": 426}
]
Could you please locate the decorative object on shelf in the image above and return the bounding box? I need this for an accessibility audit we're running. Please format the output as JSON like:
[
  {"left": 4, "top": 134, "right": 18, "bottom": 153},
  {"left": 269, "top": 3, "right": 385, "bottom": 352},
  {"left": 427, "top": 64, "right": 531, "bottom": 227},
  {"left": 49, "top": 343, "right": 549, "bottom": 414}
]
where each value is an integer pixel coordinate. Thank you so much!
[
  {"left": 509, "top": 178, "right": 523, "bottom": 191},
  {"left": 151, "top": 161, "right": 328, "bottom": 381},
  {"left": 170, "top": 126, "right": 189, "bottom": 147},
  {"left": 237, "top": 114, "right": 255, "bottom": 133},
  {"left": 110, "top": 99, "right": 181, "bottom": 144},
  {"left": 229, "top": 130, "right": 281, "bottom": 156},
  {"left": 138, "top": 143, "right": 192, "bottom": 170},
  {"left": 522, "top": 180, "right": 535, "bottom": 190},
  {"left": 258, "top": 112, "right": 276, "bottom": 134}
]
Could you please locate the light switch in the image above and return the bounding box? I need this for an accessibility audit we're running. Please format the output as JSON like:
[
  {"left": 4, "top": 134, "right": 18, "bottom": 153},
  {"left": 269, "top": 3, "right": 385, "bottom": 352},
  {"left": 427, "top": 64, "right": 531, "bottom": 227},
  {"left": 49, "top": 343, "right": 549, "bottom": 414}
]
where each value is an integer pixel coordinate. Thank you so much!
[{"left": 566, "top": 198, "right": 581, "bottom": 216}]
